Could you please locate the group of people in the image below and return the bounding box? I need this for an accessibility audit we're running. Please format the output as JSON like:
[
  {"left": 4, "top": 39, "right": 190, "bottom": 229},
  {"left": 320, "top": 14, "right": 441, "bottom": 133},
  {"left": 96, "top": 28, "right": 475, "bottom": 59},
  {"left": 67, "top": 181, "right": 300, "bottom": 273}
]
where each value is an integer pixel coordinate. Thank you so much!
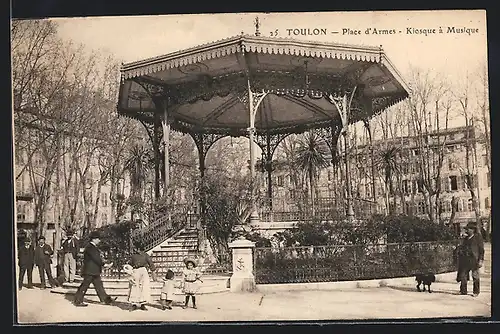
[
  {"left": 18, "top": 230, "right": 81, "bottom": 291},
  {"left": 18, "top": 236, "right": 60, "bottom": 290},
  {"left": 71, "top": 231, "right": 202, "bottom": 310}
]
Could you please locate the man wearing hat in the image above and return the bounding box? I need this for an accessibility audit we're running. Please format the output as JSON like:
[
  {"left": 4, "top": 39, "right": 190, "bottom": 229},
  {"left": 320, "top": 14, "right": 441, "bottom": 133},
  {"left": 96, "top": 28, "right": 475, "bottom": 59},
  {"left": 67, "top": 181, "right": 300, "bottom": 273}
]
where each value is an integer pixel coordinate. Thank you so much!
[
  {"left": 18, "top": 238, "right": 35, "bottom": 290},
  {"left": 61, "top": 230, "right": 79, "bottom": 283},
  {"left": 34, "top": 236, "right": 59, "bottom": 289},
  {"left": 73, "top": 231, "right": 116, "bottom": 307},
  {"left": 457, "top": 222, "right": 485, "bottom": 297}
]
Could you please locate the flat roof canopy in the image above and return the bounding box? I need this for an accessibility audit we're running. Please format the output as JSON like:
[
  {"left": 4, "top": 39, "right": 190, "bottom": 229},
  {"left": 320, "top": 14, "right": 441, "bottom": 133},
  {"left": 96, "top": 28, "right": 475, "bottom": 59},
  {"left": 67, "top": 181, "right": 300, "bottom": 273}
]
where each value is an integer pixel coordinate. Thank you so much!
[{"left": 118, "top": 35, "right": 409, "bottom": 135}]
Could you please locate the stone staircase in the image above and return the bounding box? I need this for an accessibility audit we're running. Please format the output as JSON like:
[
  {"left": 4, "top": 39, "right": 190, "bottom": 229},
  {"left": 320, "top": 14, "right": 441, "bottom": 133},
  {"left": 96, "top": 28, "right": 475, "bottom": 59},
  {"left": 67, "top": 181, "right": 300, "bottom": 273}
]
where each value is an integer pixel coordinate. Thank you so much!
[{"left": 148, "top": 228, "right": 201, "bottom": 276}]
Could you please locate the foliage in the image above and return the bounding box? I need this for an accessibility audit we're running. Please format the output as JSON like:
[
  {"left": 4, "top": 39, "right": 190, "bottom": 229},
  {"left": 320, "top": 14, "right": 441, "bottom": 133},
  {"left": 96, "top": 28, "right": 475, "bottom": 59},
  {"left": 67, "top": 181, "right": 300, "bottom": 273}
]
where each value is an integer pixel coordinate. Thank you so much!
[
  {"left": 379, "top": 214, "right": 458, "bottom": 243},
  {"left": 243, "top": 232, "right": 272, "bottom": 248},
  {"left": 200, "top": 171, "right": 254, "bottom": 265},
  {"left": 272, "top": 214, "right": 457, "bottom": 247},
  {"left": 80, "top": 221, "right": 139, "bottom": 274}
]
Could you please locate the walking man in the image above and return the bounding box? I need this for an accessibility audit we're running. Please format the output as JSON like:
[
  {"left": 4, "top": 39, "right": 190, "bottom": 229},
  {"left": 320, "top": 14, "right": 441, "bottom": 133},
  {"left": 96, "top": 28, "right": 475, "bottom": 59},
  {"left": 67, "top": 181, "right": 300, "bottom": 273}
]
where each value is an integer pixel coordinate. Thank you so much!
[
  {"left": 73, "top": 231, "right": 116, "bottom": 307},
  {"left": 18, "top": 238, "right": 35, "bottom": 290},
  {"left": 34, "top": 236, "right": 59, "bottom": 289},
  {"left": 61, "top": 231, "right": 79, "bottom": 283},
  {"left": 457, "top": 222, "right": 485, "bottom": 297}
]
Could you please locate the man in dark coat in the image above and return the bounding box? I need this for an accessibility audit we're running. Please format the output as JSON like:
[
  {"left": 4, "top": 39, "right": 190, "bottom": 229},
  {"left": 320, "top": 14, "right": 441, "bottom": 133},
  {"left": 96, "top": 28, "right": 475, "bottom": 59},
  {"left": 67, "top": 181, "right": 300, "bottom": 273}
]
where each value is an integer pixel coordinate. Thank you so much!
[
  {"left": 18, "top": 238, "right": 35, "bottom": 290},
  {"left": 73, "top": 231, "right": 117, "bottom": 307},
  {"left": 457, "top": 222, "right": 485, "bottom": 297},
  {"left": 34, "top": 236, "right": 59, "bottom": 289}
]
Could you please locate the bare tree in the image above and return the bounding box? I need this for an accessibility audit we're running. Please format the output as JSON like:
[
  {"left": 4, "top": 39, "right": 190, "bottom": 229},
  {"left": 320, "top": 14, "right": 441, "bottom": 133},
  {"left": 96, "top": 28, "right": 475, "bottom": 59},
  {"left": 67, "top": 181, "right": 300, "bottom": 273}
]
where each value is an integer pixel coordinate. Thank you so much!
[{"left": 406, "top": 67, "right": 452, "bottom": 223}]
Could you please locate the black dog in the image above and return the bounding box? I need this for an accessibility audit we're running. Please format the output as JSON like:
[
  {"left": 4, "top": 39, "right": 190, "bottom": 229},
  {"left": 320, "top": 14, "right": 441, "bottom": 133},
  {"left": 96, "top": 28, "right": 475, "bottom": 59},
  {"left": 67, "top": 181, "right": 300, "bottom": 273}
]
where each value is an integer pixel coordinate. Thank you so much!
[{"left": 416, "top": 273, "right": 436, "bottom": 293}]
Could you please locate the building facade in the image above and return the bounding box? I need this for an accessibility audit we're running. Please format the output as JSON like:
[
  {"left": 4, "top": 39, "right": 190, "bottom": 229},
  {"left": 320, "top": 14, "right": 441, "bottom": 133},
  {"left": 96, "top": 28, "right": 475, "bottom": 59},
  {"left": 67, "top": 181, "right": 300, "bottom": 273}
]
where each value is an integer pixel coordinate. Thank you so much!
[{"left": 257, "top": 124, "right": 491, "bottom": 230}]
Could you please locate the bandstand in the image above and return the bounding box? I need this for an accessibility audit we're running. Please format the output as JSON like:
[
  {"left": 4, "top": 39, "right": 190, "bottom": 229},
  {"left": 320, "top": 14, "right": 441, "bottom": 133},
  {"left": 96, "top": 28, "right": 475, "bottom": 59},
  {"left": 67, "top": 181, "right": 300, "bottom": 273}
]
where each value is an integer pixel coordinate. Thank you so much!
[{"left": 116, "top": 20, "right": 410, "bottom": 229}]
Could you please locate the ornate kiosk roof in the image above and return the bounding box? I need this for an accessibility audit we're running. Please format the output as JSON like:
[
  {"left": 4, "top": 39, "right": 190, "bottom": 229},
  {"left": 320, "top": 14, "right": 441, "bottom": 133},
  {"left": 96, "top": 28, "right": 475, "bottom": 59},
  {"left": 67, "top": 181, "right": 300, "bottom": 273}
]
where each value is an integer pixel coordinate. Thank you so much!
[{"left": 117, "top": 34, "right": 409, "bottom": 135}]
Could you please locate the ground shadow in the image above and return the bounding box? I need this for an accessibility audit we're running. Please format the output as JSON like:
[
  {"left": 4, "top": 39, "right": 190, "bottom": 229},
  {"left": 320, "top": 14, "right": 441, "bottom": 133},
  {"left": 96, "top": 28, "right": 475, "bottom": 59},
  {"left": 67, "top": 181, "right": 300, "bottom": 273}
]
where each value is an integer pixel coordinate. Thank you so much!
[
  {"left": 63, "top": 294, "right": 131, "bottom": 311},
  {"left": 62, "top": 294, "right": 187, "bottom": 312},
  {"left": 386, "top": 285, "right": 460, "bottom": 296}
]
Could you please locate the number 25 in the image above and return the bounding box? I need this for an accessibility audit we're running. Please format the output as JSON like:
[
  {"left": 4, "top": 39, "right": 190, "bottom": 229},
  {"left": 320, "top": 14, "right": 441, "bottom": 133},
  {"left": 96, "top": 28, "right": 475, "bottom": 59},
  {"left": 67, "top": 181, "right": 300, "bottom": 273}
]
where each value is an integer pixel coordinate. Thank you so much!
[{"left": 270, "top": 29, "right": 279, "bottom": 37}]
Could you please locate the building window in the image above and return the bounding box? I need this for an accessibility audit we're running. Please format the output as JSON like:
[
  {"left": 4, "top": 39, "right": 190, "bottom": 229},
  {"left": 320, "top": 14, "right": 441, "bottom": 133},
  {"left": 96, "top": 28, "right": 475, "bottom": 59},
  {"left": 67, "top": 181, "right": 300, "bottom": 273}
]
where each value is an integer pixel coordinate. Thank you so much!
[
  {"left": 413, "top": 149, "right": 419, "bottom": 156},
  {"left": 17, "top": 203, "right": 27, "bottom": 222},
  {"left": 277, "top": 175, "right": 284, "bottom": 187},
  {"left": 449, "top": 176, "right": 458, "bottom": 191},
  {"left": 402, "top": 180, "right": 411, "bottom": 194},
  {"left": 101, "top": 212, "right": 108, "bottom": 226},
  {"left": 417, "top": 179, "right": 424, "bottom": 193},
  {"left": 101, "top": 194, "right": 108, "bottom": 207},
  {"left": 457, "top": 199, "right": 464, "bottom": 212},
  {"left": 486, "top": 172, "right": 491, "bottom": 186},
  {"left": 467, "top": 199, "right": 473, "bottom": 212},
  {"left": 363, "top": 183, "right": 371, "bottom": 198},
  {"left": 417, "top": 202, "right": 425, "bottom": 214},
  {"left": 485, "top": 197, "right": 490, "bottom": 209}
]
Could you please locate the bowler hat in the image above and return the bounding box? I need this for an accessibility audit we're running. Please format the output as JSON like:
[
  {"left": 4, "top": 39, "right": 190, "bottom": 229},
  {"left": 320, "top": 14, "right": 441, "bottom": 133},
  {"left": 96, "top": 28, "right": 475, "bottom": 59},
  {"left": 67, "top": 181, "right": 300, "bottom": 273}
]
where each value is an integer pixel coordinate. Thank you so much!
[
  {"left": 38, "top": 236, "right": 45, "bottom": 241},
  {"left": 183, "top": 257, "right": 197, "bottom": 268},
  {"left": 89, "top": 231, "right": 101, "bottom": 240}
]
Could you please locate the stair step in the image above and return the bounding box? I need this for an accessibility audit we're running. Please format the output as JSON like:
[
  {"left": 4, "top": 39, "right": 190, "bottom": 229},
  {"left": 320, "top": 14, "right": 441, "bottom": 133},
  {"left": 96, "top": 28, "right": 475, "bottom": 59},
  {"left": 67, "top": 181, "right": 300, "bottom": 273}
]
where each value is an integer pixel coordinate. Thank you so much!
[{"left": 55, "top": 275, "right": 230, "bottom": 296}]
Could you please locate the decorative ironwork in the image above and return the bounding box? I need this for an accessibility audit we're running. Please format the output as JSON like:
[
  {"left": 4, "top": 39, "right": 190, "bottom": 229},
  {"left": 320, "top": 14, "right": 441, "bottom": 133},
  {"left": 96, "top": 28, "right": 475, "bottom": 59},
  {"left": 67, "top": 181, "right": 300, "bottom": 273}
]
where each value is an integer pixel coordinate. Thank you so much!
[
  {"left": 134, "top": 78, "right": 166, "bottom": 98},
  {"left": 190, "top": 132, "right": 228, "bottom": 164},
  {"left": 312, "top": 123, "right": 343, "bottom": 160},
  {"left": 139, "top": 119, "right": 163, "bottom": 150},
  {"left": 254, "top": 241, "right": 459, "bottom": 284},
  {"left": 253, "top": 132, "right": 290, "bottom": 162}
]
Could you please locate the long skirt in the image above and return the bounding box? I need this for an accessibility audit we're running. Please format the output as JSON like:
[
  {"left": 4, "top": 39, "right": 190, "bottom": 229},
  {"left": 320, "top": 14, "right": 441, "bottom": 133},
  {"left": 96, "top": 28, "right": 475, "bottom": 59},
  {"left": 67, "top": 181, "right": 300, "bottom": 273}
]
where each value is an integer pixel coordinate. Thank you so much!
[{"left": 128, "top": 267, "right": 151, "bottom": 305}]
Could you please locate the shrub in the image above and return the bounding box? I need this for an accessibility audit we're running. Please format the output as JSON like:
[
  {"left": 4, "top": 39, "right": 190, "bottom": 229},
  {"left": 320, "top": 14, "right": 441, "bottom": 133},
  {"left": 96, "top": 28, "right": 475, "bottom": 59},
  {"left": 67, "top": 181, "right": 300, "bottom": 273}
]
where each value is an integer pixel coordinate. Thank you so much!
[
  {"left": 80, "top": 220, "right": 139, "bottom": 275},
  {"left": 272, "top": 214, "right": 457, "bottom": 247},
  {"left": 243, "top": 232, "right": 272, "bottom": 247}
]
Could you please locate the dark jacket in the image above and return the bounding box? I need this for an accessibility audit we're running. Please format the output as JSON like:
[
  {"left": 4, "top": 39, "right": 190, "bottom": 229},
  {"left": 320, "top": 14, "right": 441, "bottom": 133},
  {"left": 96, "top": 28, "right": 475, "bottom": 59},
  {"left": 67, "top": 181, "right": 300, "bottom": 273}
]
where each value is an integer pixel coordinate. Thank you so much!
[
  {"left": 458, "top": 233, "right": 485, "bottom": 270},
  {"left": 18, "top": 245, "right": 35, "bottom": 268},
  {"left": 129, "top": 251, "right": 156, "bottom": 271},
  {"left": 34, "top": 244, "right": 54, "bottom": 266},
  {"left": 81, "top": 243, "right": 104, "bottom": 276},
  {"left": 61, "top": 237, "right": 79, "bottom": 258}
]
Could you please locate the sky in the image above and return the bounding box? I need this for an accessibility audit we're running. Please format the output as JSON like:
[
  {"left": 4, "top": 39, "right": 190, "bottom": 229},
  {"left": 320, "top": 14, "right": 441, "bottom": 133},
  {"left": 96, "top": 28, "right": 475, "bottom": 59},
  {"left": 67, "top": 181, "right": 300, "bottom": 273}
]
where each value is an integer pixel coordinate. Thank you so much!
[
  {"left": 53, "top": 10, "right": 488, "bottom": 81},
  {"left": 51, "top": 11, "right": 488, "bottom": 141}
]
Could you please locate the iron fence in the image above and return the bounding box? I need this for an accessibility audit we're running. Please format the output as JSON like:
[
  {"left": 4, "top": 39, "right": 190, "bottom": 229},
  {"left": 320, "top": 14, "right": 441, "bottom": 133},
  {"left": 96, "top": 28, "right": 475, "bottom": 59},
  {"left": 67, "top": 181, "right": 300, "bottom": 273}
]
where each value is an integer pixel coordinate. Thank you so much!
[{"left": 254, "top": 240, "right": 459, "bottom": 284}]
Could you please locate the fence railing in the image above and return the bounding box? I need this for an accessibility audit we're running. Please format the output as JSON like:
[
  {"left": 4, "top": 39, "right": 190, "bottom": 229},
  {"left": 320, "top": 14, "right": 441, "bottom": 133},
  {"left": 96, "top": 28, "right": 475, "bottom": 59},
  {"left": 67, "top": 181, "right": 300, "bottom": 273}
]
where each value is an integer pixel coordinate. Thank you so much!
[
  {"left": 260, "top": 197, "right": 377, "bottom": 222},
  {"left": 254, "top": 240, "right": 459, "bottom": 284}
]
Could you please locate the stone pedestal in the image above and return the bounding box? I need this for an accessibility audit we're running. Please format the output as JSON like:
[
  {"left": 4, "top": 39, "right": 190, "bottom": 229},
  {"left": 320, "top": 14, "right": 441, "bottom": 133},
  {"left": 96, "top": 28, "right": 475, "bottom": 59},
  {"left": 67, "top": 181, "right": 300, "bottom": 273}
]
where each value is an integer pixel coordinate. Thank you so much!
[{"left": 228, "top": 237, "right": 256, "bottom": 292}]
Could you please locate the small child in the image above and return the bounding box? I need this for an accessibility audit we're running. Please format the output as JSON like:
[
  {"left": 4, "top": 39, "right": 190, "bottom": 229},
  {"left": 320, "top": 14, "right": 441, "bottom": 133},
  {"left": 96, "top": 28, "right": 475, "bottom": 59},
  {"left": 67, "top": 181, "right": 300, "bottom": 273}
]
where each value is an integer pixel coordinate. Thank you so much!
[
  {"left": 160, "top": 269, "right": 175, "bottom": 310},
  {"left": 123, "top": 264, "right": 140, "bottom": 310},
  {"left": 181, "top": 258, "right": 202, "bottom": 309}
]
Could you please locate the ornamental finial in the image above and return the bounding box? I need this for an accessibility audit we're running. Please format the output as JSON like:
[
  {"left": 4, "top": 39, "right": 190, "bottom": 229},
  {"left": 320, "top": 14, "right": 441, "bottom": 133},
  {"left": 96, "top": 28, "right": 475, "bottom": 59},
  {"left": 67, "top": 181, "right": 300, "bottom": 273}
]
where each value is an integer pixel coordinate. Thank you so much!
[{"left": 254, "top": 17, "right": 261, "bottom": 37}]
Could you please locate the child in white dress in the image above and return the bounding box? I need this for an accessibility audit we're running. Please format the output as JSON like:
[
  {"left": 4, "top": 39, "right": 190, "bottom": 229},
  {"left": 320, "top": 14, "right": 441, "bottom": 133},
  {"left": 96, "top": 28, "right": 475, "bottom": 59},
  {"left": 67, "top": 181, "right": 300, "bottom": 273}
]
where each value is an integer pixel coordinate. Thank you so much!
[
  {"left": 123, "top": 264, "right": 141, "bottom": 310},
  {"left": 181, "top": 258, "right": 202, "bottom": 309},
  {"left": 160, "top": 269, "right": 176, "bottom": 310}
]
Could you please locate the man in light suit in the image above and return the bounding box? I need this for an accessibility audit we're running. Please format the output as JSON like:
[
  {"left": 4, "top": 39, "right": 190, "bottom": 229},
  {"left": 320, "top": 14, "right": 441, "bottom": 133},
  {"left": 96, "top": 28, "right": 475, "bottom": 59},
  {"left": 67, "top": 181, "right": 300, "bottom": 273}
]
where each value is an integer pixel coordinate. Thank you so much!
[
  {"left": 73, "top": 231, "right": 116, "bottom": 307},
  {"left": 61, "top": 231, "right": 79, "bottom": 283}
]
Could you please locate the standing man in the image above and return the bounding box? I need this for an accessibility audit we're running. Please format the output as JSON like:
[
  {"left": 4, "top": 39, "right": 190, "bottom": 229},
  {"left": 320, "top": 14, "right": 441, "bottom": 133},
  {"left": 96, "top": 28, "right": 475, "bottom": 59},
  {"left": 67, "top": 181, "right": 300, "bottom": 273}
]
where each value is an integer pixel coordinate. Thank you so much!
[
  {"left": 73, "top": 231, "right": 116, "bottom": 307},
  {"left": 61, "top": 231, "right": 79, "bottom": 283},
  {"left": 18, "top": 238, "right": 35, "bottom": 290},
  {"left": 34, "top": 236, "right": 59, "bottom": 289},
  {"left": 457, "top": 222, "right": 485, "bottom": 297}
]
